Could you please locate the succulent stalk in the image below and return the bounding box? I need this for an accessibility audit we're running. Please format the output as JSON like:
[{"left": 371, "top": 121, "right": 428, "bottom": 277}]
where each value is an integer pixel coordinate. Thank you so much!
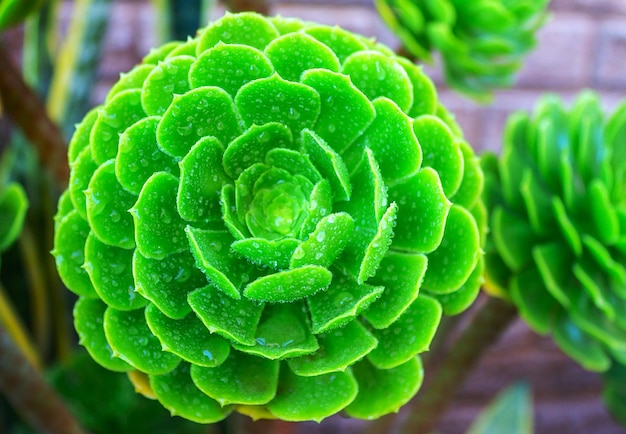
[{"left": 53, "top": 12, "right": 484, "bottom": 422}]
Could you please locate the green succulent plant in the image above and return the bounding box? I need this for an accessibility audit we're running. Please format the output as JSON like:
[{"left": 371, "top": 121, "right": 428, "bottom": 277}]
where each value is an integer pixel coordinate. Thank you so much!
[
  {"left": 375, "top": 0, "right": 550, "bottom": 99},
  {"left": 482, "top": 91, "right": 626, "bottom": 373},
  {"left": 53, "top": 12, "right": 484, "bottom": 423}
]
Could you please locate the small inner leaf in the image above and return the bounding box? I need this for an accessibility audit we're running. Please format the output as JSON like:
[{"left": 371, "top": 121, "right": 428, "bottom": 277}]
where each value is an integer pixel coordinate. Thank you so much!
[
  {"left": 307, "top": 270, "right": 384, "bottom": 334},
  {"left": 532, "top": 242, "right": 575, "bottom": 309},
  {"left": 235, "top": 75, "right": 321, "bottom": 135},
  {"left": 302, "top": 129, "right": 352, "bottom": 201},
  {"left": 290, "top": 212, "right": 354, "bottom": 269},
  {"left": 84, "top": 233, "right": 147, "bottom": 311},
  {"left": 287, "top": 320, "right": 378, "bottom": 376},
  {"left": 422, "top": 205, "right": 480, "bottom": 294},
  {"left": 265, "top": 32, "right": 340, "bottom": 82},
  {"left": 85, "top": 160, "right": 136, "bottom": 249},
  {"left": 301, "top": 69, "right": 375, "bottom": 155},
  {"left": 232, "top": 302, "right": 319, "bottom": 360},
  {"left": 267, "top": 366, "right": 358, "bottom": 422},
  {"left": 304, "top": 25, "right": 369, "bottom": 63},
  {"left": 196, "top": 12, "right": 279, "bottom": 52},
  {"left": 178, "top": 137, "right": 228, "bottom": 223},
  {"left": 345, "top": 357, "right": 423, "bottom": 420},
  {"left": 364, "top": 251, "right": 428, "bottom": 329},
  {"left": 68, "top": 107, "right": 99, "bottom": 164},
  {"left": 413, "top": 115, "right": 463, "bottom": 197},
  {"left": 145, "top": 304, "right": 230, "bottom": 367},
  {"left": 133, "top": 249, "right": 207, "bottom": 319},
  {"left": 104, "top": 307, "right": 181, "bottom": 375},
  {"left": 190, "top": 350, "right": 279, "bottom": 406},
  {"left": 74, "top": 298, "right": 132, "bottom": 372},
  {"left": 188, "top": 285, "right": 264, "bottom": 346},
  {"left": 116, "top": 116, "right": 180, "bottom": 195},
  {"left": 353, "top": 98, "right": 421, "bottom": 184},
  {"left": 107, "top": 64, "right": 155, "bottom": 102},
  {"left": 388, "top": 167, "right": 451, "bottom": 253},
  {"left": 243, "top": 265, "right": 332, "bottom": 302},
  {"left": 368, "top": 295, "right": 442, "bottom": 369},
  {"left": 265, "top": 148, "right": 321, "bottom": 184},
  {"left": 69, "top": 147, "right": 98, "bottom": 219},
  {"left": 299, "top": 179, "right": 333, "bottom": 239},
  {"left": 342, "top": 51, "right": 413, "bottom": 113},
  {"left": 53, "top": 210, "right": 98, "bottom": 298},
  {"left": 186, "top": 227, "right": 251, "bottom": 299},
  {"left": 190, "top": 43, "right": 274, "bottom": 97},
  {"left": 141, "top": 56, "right": 194, "bottom": 116},
  {"left": 131, "top": 172, "right": 188, "bottom": 260},
  {"left": 90, "top": 89, "right": 146, "bottom": 164},
  {"left": 150, "top": 363, "right": 232, "bottom": 424},
  {"left": 157, "top": 86, "right": 243, "bottom": 159},
  {"left": 223, "top": 123, "right": 294, "bottom": 179},
  {"left": 231, "top": 237, "right": 299, "bottom": 270}
]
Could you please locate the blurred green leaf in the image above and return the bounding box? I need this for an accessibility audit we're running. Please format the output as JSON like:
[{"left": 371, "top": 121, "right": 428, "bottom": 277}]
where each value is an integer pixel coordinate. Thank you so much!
[
  {"left": 0, "top": 0, "right": 47, "bottom": 31},
  {"left": 466, "top": 382, "right": 533, "bottom": 434}
]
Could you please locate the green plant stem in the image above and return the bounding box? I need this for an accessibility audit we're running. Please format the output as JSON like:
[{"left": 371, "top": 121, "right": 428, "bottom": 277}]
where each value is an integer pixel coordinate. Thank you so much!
[
  {"left": 0, "top": 320, "right": 85, "bottom": 434},
  {"left": 0, "top": 41, "right": 68, "bottom": 189},
  {"left": 398, "top": 295, "right": 518, "bottom": 434}
]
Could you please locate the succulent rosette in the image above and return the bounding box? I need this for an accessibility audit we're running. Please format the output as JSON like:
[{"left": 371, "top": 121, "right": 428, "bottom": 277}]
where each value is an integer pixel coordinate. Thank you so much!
[
  {"left": 375, "top": 0, "right": 550, "bottom": 99},
  {"left": 53, "top": 12, "right": 484, "bottom": 422},
  {"left": 482, "top": 92, "right": 626, "bottom": 373}
]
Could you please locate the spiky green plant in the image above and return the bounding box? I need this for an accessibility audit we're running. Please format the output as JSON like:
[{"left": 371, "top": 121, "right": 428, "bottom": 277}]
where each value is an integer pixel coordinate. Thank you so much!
[
  {"left": 53, "top": 12, "right": 484, "bottom": 423},
  {"left": 375, "top": 0, "right": 550, "bottom": 99},
  {"left": 482, "top": 91, "right": 626, "bottom": 373}
]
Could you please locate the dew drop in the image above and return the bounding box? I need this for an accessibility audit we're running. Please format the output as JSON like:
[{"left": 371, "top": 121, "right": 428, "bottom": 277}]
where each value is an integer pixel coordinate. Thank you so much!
[
  {"left": 292, "top": 246, "right": 305, "bottom": 259},
  {"left": 315, "top": 231, "right": 326, "bottom": 242},
  {"left": 176, "top": 124, "right": 193, "bottom": 136}
]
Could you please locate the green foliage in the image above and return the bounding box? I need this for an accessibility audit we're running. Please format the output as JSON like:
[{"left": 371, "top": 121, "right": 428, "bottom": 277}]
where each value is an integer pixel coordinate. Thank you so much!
[
  {"left": 0, "top": 183, "right": 28, "bottom": 254},
  {"left": 0, "top": 0, "right": 46, "bottom": 31},
  {"left": 375, "top": 0, "right": 550, "bottom": 100},
  {"left": 466, "top": 382, "right": 533, "bottom": 434},
  {"left": 603, "top": 359, "right": 626, "bottom": 426},
  {"left": 53, "top": 12, "right": 484, "bottom": 422},
  {"left": 482, "top": 91, "right": 626, "bottom": 373}
]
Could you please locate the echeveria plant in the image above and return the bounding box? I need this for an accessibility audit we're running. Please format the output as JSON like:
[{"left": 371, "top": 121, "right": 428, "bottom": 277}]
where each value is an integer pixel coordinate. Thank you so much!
[
  {"left": 375, "top": 0, "right": 550, "bottom": 99},
  {"left": 53, "top": 12, "right": 484, "bottom": 422},
  {"left": 482, "top": 92, "right": 626, "bottom": 373}
]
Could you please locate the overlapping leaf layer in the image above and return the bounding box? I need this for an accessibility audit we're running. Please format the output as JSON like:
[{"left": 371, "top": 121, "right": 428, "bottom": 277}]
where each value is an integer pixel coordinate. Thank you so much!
[
  {"left": 483, "top": 92, "right": 626, "bottom": 373},
  {"left": 53, "top": 12, "right": 483, "bottom": 422},
  {"left": 375, "top": 0, "right": 550, "bottom": 99}
]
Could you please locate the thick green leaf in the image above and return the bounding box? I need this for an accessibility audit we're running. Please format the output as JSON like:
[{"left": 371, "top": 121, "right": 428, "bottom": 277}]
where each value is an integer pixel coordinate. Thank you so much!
[
  {"left": 141, "top": 56, "right": 194, "bottom": 116},
  {"left": 466, "top": 382, "right": 533, "bottom": 434},
  {"left": 151, "top": 363, "right": 232, "bottom": 423}
]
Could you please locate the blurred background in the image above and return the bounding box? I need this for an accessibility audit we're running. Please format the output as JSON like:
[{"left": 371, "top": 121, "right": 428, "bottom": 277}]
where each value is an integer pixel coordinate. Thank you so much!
[{"left": 2, "top": 0, "right": 626, "bottom": 433}]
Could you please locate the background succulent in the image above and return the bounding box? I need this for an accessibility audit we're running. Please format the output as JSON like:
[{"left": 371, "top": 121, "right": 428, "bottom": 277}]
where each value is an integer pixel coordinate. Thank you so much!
[
  {"left": 374, "top": 0, "right": 550, "bottom": 100},
  {"left": 53, "top": 12, "right": 484, "bottom": 422},
  {"left": 0, "top": 182, "right": 28, "bottom": 261},
  {"left": 482, "top": 91, "right": 626, "bottom": 373}
]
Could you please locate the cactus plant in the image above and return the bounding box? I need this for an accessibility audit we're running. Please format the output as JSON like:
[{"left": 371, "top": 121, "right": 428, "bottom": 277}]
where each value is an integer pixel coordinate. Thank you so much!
[
  {"left": 482, "top": 91, "right": 626, "bottom": 373},
  {"left": 53, "top": 12, "right": 484, "bottom": 422},
  {"left": 375, "top": 0, "right": 550, "bottom": 99}
]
